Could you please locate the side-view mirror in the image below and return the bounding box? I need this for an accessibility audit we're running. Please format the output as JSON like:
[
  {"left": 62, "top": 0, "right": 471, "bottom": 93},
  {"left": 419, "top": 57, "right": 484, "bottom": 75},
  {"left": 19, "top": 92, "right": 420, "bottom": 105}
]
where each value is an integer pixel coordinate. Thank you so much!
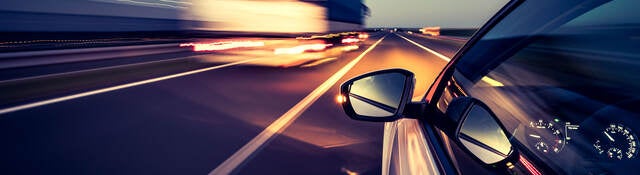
[
  {"left": 445, "top": 97, "right": 517, "bottom": 165},
  {"left": 339, "top": 69, "right": 415, "bottom": 122}
]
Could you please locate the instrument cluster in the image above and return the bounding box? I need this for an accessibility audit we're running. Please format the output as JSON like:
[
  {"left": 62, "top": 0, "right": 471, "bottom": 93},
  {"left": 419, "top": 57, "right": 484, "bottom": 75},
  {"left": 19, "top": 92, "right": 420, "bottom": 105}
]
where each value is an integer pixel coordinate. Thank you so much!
[{"left": 525, "top": 119, "right": 638, "bottom": 160}]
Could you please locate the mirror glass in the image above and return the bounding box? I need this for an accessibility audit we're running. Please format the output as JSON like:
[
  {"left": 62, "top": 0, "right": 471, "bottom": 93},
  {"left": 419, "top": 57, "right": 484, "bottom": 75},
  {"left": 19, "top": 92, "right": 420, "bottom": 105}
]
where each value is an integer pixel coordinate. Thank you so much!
[
  {"left": 458, "top": 105, "right": 512, "bottom": 164},
  {"left": 348, "top": 72, "right": 407, "bottom": 117}
]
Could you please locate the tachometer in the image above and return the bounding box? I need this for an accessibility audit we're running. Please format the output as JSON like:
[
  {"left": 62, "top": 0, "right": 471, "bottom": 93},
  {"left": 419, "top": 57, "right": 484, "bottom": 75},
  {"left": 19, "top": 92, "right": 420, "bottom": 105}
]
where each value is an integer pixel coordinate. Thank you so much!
[
  {"left": 528, "top": 119, "right": 565, "bottom": 153},
  {"left": 593, "top": 123, "right": 638, "bottom": 160}
]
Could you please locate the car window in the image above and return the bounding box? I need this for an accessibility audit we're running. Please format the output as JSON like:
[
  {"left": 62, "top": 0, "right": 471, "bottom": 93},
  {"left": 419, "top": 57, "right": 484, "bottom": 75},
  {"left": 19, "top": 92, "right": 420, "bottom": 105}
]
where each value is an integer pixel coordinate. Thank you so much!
[{"left": 442, "top": 0, "right": 640, "bottom": 174}]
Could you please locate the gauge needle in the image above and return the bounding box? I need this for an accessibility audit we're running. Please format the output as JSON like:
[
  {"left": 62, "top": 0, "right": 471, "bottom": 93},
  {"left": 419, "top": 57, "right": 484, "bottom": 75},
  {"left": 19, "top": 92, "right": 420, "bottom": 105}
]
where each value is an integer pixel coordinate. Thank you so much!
[
  {"left": 529, "top": 134, "right": 541, "bottom": 138},
  {"left": 604, "top": 131, "right": 615, "bottom": 142}
]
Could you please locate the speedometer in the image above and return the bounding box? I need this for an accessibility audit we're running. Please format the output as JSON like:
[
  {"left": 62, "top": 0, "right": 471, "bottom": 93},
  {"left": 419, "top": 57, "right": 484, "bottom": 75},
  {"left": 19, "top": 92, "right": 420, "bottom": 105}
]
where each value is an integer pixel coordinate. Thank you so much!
[
  {"left": 528, "top": 119, "right": 565, "bottom": 153},
  {"left": 593, "top": 123, "right": 638, "bottom": 160}
]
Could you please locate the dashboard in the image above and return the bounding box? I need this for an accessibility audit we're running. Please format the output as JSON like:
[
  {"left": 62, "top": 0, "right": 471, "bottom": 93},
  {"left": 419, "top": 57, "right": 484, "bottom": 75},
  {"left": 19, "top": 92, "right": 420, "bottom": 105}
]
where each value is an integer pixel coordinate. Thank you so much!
[
  {"left": 513, "top": 88, "right": 640, "bottom": 174},
  {"left": 525, "top": 119, "right": 638, "bottom": 160}
]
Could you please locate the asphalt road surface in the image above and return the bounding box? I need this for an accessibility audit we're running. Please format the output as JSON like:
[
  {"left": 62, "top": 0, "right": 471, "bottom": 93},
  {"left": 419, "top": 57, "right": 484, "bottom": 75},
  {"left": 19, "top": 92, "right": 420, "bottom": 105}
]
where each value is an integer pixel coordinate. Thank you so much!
[{"left": 0, "top": 31, "right": 464, "bottom": 175}]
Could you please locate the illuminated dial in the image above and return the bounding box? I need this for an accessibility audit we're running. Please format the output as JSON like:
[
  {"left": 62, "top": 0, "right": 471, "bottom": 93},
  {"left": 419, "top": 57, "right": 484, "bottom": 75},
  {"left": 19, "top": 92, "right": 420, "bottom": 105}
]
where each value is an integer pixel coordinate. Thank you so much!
[
  {"left": 528, "top": 119, "right": 565, "bottom": 153},
  {"left": 593, "top": 123, "right": 638, "bottom": 160}
]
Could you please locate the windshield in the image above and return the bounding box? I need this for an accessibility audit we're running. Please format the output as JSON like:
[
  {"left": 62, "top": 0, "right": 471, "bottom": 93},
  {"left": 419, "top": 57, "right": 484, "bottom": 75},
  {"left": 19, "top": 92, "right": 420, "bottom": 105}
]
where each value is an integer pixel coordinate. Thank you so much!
[{"left": 448, "top": 0, "right": 640, "bottom": 174}]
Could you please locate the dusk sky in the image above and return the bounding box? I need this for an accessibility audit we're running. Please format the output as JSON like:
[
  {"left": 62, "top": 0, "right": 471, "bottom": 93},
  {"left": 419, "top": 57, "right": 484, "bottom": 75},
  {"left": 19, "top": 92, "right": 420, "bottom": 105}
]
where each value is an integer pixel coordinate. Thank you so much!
[{"left": 364, "top": 0, "right": 509, "bottom": 28}]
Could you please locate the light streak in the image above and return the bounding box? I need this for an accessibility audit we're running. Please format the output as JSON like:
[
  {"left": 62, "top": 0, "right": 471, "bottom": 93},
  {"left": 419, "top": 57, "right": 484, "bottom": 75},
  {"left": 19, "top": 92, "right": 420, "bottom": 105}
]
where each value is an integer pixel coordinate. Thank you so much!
[
  {"left": 341, "top": 38, "right": 360, "bottom": 44},
  {"left": 358, "top": 33, "right": 369, "bottom": 39},
  {"left": 419, "top": 26, "right": 441, "bottom": 36},
  {"left": 342, "top": 45, "right": 359, "bottom": 52},
  {"left": 519, "top": 155, "right": 542, "bottom": 175},
  {"left": 188, "top": 1, "right": 327, "bottom": 33},
  {"left": 274, "top": 44, "right": 332, "bottom": 55},
  {"left": 180, "top": 41, "right": 264, "bottom": 51}
]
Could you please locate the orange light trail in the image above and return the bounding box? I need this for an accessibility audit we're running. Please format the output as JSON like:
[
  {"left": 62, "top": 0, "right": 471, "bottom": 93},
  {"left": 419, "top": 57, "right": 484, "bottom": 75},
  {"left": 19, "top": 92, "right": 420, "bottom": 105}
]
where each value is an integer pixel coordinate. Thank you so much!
[
  {"left": 358, "top": 33, "right": 369, "bottom": 39},
  {"left": 274, "top": 44, "right": 332, "bottom": 55},
  {"left": 342, "top": 45, "right": 359, "bottom": 51},
  {"left": 341, "top": 38, "right": 360, "bottom": 44},
  {"left": 419, "top": 26, "right": 441, "bottom": 36},
  {"left": 180, "top": 41, "right": 264, "bottom": 51}
]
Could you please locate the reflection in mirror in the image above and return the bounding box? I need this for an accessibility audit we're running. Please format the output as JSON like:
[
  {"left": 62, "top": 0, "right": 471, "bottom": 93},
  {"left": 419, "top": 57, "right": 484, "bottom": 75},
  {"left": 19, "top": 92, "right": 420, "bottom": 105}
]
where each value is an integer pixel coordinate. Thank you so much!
[
  {"left": 349, "top": 72, "right": 406, "bottom": 117},
  {"left": 349, "top": 96, "right": 394, "bottom": 116},
  {"left": 459, "top": 105, "right": 512, "bottom": 164}
]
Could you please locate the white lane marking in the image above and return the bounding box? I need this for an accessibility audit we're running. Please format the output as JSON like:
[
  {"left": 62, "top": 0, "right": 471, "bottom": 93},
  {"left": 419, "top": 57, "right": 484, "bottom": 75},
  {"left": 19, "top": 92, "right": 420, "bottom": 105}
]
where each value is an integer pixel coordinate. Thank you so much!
[
  {"left": 400, "top": 34, "right": 505, "bottom": 88},
  {"left": 209, "top": 35, "right": 388, "bottom": 175},
  {"left": 0, "top": 59, "right": 260, "bottom": 115},
  {"left": 395, "top": 33, "right": 451, "bottom": 62},
  {"left": 409, "top": 33, "right": 469, "bottom": 42},
  {"left": 0, "top": 54, "right": 196, "bottom": 84}
]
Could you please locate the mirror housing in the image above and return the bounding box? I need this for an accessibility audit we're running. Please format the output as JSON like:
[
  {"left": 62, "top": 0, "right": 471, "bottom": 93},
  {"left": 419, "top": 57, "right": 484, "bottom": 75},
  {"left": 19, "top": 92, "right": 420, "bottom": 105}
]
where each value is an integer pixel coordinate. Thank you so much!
[
  {"left": 446, "top": 97, "right": 517, "bottom": 166},
  {"left": 339, "top": 69, "right": 415, "bottom": 122}
]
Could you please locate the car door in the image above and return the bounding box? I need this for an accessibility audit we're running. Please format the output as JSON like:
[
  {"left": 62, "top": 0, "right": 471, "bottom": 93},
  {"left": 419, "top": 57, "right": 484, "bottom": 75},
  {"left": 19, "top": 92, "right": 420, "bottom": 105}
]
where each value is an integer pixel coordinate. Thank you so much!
[{"left": 432, "top": 0, "right": 640, "bottom": 174}]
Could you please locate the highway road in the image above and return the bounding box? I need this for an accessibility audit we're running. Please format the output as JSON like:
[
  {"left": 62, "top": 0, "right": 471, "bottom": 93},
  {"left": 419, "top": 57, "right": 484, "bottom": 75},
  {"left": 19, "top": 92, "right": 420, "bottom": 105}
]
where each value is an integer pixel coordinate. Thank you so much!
[{"left": 0, "top": 32, "right": 465, "bottom": 175}]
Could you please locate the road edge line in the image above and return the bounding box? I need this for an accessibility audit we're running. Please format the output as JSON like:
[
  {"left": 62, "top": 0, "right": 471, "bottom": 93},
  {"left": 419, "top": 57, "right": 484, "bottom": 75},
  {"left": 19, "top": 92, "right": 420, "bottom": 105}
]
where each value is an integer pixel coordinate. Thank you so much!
[
  {"left": 209, "top": 35, "right": 388, "bottom": 175},
  {"left": 395, "top": 33, "right": 451, "bottom": 62},
  {"left": 0, "top": 59, "right": 259, "bottom": 115},
  {"left": 0, "top": 54, "right": 198, "bottom": 84}
]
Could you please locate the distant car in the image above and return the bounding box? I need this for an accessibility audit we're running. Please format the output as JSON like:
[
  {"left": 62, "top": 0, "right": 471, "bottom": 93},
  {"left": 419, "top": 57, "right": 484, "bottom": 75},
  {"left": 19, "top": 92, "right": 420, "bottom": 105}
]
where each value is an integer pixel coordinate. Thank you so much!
[{"left": 339, "top": 0, "right": 640, "bottom": 174}]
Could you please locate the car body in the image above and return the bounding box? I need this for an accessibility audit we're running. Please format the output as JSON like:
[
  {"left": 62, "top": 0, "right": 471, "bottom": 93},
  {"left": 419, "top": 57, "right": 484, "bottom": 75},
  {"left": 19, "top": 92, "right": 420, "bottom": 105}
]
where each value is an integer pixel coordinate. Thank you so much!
[{"left": 339, "top": 0, "right": 640, "bottom": 174}]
